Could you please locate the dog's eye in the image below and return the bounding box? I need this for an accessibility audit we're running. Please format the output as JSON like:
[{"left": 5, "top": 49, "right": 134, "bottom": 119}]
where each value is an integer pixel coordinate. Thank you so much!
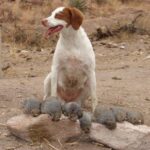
[{"left": 55, "top": 12, "right": 64, "bottom": 19}]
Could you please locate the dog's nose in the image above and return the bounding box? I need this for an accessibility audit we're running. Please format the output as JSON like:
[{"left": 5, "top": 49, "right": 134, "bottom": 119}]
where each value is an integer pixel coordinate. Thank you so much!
[{"left": 41, "top": 19, "right": 48, "bottom": 27}]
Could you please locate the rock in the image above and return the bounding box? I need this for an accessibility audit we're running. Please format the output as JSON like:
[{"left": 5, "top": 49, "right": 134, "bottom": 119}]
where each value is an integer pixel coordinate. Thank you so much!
[
  {"left": 19, "top": 50, "right": 29, "bottom": 58},
  {"left": 27, "top": 73, "right": 36, "bottom": 78},
  {"left": 106, "top": 42, "right": 118, "bottom": 48},
  {"left": 112, "top": 76, "right": 122, "bottom": 80},
  {"left": 26, "top": 57, "right": 32, "bottom": 61},
  {"left": 2, "top": 63, "right": 10, "bottom": 71},
  {"left": 120, "top": 45, "right": 125, "bottom": 49},
  {"left": 21, "top": 50, "right": 29, "bottom": 54},
  {"left": 7, "top": 114, "right": 81, "bottom": 142},
  {"left": 144, "top": 55, "right": 150, "bottom": 60},
  {"left": 7, "top": 115, "right": 150, "bottom": 149},
  {"left": 90, "top": 122, "right": 150, "bottom": 150}
]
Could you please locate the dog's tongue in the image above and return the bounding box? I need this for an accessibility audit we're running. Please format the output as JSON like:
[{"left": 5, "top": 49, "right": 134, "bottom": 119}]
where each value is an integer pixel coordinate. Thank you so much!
[{"left": 45, "top": 25, "right": 63, "bottom": 38}]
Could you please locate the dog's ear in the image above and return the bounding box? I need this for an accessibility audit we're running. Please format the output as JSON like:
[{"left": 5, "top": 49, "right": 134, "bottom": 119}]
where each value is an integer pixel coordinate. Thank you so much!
[
  {"left": 55, "top": 7, "right": 84, "bottom": 30},
  {"left": 68, "top": 7, "right": 84, "bottom": 30}
]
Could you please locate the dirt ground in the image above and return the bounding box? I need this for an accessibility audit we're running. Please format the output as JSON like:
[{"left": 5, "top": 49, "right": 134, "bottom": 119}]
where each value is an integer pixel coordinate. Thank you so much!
[
  {"left": 0, "top": 1, "right": 150, "bottom": 149},
  {"left": 0, "top": 32, "right": 150, "bottom": 150}
]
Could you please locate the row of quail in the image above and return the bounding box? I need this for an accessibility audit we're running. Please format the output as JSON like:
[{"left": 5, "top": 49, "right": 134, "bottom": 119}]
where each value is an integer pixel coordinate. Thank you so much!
[
  {"left": 21, "top": 98, "right": 144, "bottom": 133},
  {"left": 21, "top": 97, "right": 62, "bottom": 121},
  {"left": 21, "top": 97, "right": 83, "bottom": 121},
  {"left": 93, "top": 106, "right": 144, "bottom": 130}
]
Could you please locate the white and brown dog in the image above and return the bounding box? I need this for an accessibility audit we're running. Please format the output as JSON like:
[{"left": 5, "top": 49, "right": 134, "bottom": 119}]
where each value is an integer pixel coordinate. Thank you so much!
[{"left": 42, "top": 7, "right": 97, "bottom": 111}]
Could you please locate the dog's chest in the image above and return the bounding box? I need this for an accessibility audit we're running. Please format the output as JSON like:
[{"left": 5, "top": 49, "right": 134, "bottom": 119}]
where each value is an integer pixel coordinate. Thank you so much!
[
  {"left": 57, "top": 55, "right": 88, "bottom": 102},
  {"left": 58, "top": 54, "right": 88, "bottom": 74}
]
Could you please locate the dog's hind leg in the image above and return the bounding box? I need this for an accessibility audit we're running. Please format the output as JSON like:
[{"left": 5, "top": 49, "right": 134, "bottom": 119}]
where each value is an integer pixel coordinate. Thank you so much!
[
  {"left": 89, "top": 71, "right": 98, "bottom": 112},
  {"left": 43, "top": 73, "right": 51, "bottom": 100}
]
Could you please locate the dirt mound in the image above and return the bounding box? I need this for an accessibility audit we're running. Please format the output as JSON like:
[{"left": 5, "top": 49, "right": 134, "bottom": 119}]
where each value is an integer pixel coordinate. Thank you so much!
[{"left": 84, "top": 8, "right": 150, "bottom": 39}]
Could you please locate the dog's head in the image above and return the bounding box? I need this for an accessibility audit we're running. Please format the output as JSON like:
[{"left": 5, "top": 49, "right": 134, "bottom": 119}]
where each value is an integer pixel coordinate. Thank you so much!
[{"left": 42, "top": 7, "right": 84, "bottom": 37}]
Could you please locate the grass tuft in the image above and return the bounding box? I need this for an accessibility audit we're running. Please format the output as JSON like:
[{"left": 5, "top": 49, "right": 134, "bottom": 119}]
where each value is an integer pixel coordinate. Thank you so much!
[{"left": 69, "top": 0, "right": 87, "bottom": 12}]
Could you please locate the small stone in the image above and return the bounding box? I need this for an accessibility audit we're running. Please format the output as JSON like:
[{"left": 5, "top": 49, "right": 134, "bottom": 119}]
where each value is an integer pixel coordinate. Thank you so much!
[
  {"left": 15, "top": 49, "right": 21, "bottom": 53},
  {"left": 112, "top": 76, "right": 122, "bottom": 80},
  {"left": 19, "top": 50, "right": 29, "bottom": 58},
  {"left": 26, "top": 57, "right": 32, "bottom": 61},
  {"left": 21, "top": 50, "right": 28, "bottom": 53},
  {"left": 35, "top": 47, "right": 41, "bottom": 52},
  {"left": 120, "top": 45, "right": 125, "bottom": 49},
  {"left": 145, "top": 98, "right": 150, "bottom": 101},
  {"left": 2, "top": 63, "right": 10, "bottom": 71},
  {"left": 144, "top": 55, "right": 150, "bottom": 60},
  {"left": 106, "top": 42, "right": 118, "bottom": 48},
  {"left": 27, "top": 73, "right": 36, "bottom": 78}
]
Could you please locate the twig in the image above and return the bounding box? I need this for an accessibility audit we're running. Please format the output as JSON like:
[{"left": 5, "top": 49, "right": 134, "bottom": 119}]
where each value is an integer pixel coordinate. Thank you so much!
[
  {"left": 0, "top": 106, "right": 7, "bottom": 108},
  {"left": 43, "top": 138, "right": 60, "bottom": 150},
  {"left": 0, "top": 24, "right": 3, "bottom": 78},
  {"left": 66, "top": 141, "right": 78, "bottom": 146},
  {"left": 57, "top": 138, "right": 63, "bottom": 147},
  {"left": 0, "top": 123, "right": 6, "bottom": 127}
]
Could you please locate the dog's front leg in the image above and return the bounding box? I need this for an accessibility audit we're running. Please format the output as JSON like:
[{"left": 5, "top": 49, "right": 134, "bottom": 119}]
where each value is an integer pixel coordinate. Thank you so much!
[
  {"left": 51, "top": 67, "right": 58, "bottom": 97},
  {"left": 89, "top": 71, "right": 98, "bottom": 112},
  {"left": 44, "top": 73, "right": 51, "bottom": 100}
]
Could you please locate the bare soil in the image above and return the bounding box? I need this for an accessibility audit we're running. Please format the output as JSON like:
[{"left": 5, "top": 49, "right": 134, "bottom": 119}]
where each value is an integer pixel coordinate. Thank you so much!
[
  {"left": 0, "top": 32, "right": 150, "bottom": 150},
  {"left": 0, "top": 2, "right": 150, "bottom": 149}
]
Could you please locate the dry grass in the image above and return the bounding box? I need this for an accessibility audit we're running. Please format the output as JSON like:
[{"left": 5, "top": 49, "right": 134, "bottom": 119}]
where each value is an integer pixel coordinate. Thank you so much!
[
  {"left": 69, "top": 0, "right": 87, "bottom": 12},
  {"left": 0, "top": 0, "right": 55, "bottom": 49},
  {"left": 0, "top": 0, "right": 149, "bottom": 48}
]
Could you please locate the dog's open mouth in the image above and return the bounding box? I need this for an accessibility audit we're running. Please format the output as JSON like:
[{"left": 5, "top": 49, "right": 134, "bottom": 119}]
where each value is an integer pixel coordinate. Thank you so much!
[{"left": 45, "top": 25, "right": 63, "bottom": 38}]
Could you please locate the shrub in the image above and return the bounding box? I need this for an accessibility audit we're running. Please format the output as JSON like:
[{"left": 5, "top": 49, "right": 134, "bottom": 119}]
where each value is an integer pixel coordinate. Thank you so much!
[
  {"left": 69, "top": 0, "right": 87, "bottom": 12},
  {"left": 95, "top": 0, "right": 108, "bottom": 4},
  {"left": 118, "top": 0, "right": 130, "bottom": 3}
]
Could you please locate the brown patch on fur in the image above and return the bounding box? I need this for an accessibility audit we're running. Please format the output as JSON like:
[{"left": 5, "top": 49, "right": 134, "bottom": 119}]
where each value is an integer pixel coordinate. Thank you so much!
[
  {"left": 57, "top": 86, "right": 82, "bottom": 102},
  {"left": 55, "top": 7, "right": 84, "bottom": 30}
]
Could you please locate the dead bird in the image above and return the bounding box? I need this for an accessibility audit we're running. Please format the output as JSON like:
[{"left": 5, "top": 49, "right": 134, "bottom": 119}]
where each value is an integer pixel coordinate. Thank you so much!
[
  {"left": 111, "top": 106, "right": 127, "bottom": 122},
  {"left": 62, "top": 102, "right": 83, "bottom": 121},
  {"left": 79, "top": 112, "right": 92, "bottom": 134},
  {"left": 41, "top": 96, "right": 62, "bottom": 121},
  {"left": 93, "top": 106, "right": 116, "bottom": 130},
  {"left": 126, "top": 110, "right": 144, "bottom": 125},
  {"left": 21, "top": 98, "right": 41, "bottom": 117}
]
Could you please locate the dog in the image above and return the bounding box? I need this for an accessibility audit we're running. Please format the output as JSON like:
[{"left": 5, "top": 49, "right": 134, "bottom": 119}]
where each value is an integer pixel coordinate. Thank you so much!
[{"left": 42, "top": 7, "right": 97, "bottom": 112}]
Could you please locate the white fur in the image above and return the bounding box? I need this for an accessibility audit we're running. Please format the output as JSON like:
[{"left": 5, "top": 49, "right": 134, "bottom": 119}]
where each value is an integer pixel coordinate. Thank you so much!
[
  {"left": 46, "top": 7, "right": 67, "bottom": 27},
  {"left": 43, "top": 7, "right": 97, "bottom": 111}
]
